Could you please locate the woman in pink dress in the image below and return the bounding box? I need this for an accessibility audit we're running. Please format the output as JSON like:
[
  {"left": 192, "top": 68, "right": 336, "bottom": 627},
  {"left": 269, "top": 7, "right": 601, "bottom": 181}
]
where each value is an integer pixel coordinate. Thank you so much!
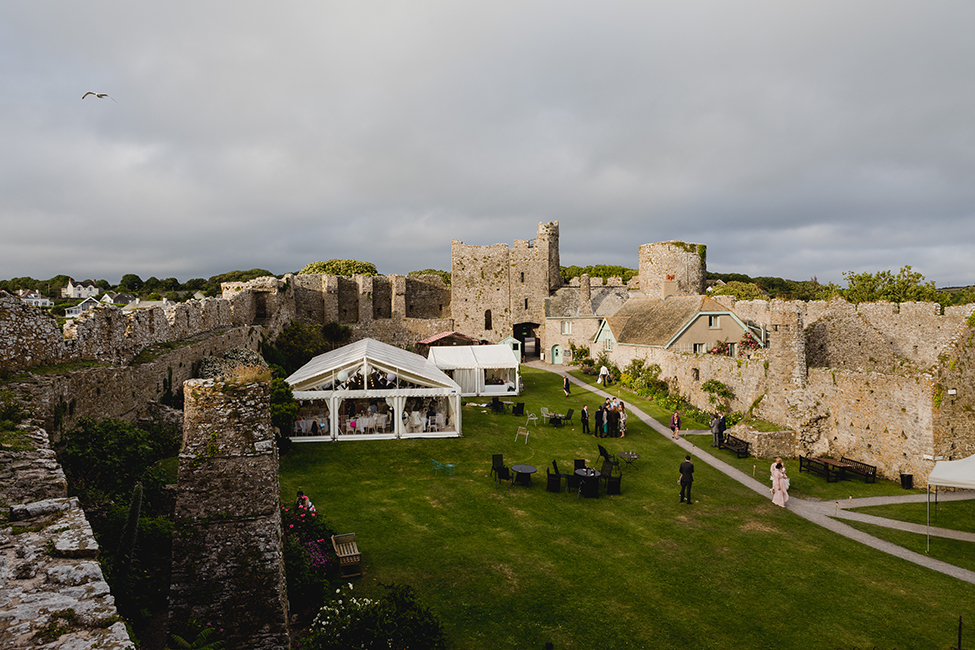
[{"left": 771, "top": 461, "right": 789, "bottom": 507}]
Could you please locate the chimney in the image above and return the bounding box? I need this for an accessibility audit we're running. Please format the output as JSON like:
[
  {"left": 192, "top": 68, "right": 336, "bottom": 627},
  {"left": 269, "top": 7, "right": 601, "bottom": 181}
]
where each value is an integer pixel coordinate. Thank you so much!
[
  {"left": 662, "top": 278, "right": 677, "bottom": 299},
  {"left": 579, "top": 274, "right": 593, "bottom": 315}
]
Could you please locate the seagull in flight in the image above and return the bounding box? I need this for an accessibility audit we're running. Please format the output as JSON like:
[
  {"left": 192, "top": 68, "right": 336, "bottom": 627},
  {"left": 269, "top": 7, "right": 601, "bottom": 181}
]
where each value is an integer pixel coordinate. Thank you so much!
[{"left": 82, "top": 92, "right": 116, "bottom": 102}]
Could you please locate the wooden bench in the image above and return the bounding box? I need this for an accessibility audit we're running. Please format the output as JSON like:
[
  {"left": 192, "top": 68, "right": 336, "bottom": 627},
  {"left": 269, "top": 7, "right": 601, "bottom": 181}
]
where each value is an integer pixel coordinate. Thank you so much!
[
  {"left": 840, "top": 456, "right": 877, "bottom": 483},
  {"left": 331, "top": 533, "right": 362, "bottom": 577},
  {"left": 718, "top": 434, "right": 750, "bottom": 459},
  {"left": 799, "top": 456, "right": 842, "bottom": 483}
]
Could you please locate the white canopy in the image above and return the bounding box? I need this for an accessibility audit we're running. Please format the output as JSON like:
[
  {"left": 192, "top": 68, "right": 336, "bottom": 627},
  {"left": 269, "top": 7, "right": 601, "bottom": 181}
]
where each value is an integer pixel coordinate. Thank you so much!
[
  {"left": 427, "top": 345, "right": 520, "bottom": 396},
  {"left": 928, "top": 454, "right": 975, "bottom": 489},
  {"left": 286, "top": 338, "right": 462, "bottom": 441},
  {"left": 427, "top": 344, "right": 520, "bottom": 370},
  {"left": 926, "top": 452, "right": 975, "bottom": 551}
]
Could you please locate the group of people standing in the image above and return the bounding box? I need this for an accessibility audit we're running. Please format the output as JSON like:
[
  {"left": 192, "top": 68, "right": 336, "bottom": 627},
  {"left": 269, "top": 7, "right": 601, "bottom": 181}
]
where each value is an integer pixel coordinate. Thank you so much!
[{"left": 579, "top": 398, "right": 627, "bottom": 438}]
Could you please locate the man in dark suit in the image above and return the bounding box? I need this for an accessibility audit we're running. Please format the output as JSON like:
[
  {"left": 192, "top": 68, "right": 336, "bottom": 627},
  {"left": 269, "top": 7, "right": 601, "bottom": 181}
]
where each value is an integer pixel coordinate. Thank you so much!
[
  {"left": 678, "top": 455, "right": 694, "bottom": 504},
  {"left": 581, "top": 405, "right": 590, "bottom": 435},
  {"left": 594, "top": 405, "right": 604, "bottom": 438}
]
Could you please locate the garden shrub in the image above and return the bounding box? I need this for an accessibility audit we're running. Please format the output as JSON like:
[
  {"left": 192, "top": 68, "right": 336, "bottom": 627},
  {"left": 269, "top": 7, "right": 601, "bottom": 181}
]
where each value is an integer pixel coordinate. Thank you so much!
[
  {"left": 302, "top": 583, "right": 446, "bottom": 650},
  {"left": 281, "top": 499, "right": 339, "bottom": 620}
]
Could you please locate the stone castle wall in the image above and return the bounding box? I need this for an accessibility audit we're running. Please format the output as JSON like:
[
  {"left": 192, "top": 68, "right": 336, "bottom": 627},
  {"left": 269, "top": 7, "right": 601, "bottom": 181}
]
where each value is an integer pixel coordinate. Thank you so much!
[
  {"left": 12, "top": 327, "right": 262, "bottom": 444},
  {"left": 1, "top": 425, "right": 133, "bottom": 649},
  {"left": 170, "top": 378, "right": 289, "bottom": 650}
]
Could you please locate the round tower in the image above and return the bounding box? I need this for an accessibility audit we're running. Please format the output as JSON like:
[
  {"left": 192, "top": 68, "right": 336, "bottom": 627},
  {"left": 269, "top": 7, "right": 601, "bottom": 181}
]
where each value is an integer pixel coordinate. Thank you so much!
[{"left": 638, "top": 241, "right": 706, "bottom": 299}]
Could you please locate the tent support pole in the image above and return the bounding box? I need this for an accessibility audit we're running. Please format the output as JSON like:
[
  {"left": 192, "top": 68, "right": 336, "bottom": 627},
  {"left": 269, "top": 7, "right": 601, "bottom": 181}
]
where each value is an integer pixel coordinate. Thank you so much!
[{"left": 926, "top": 485, "right": 930, "bottom": 553}]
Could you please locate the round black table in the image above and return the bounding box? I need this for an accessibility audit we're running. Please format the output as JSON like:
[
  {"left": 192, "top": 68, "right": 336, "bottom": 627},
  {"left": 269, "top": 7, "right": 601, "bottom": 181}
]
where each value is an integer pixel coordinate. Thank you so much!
[
  {"left": 511, "top": 464, "right": 537, "bottom": 486},
  {"left": 574, "top": 468, "right": 601, "bottom": 498},
  {"left": 617, "top": 451, "right": 641, "bottom": 470}
]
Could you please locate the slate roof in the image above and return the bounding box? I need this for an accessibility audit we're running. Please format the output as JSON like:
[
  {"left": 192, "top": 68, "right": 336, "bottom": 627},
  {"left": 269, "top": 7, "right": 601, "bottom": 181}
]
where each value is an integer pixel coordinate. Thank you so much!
[
  {"left": 605, "top": 295, "right": 732, "bottom": 347},
  {"left": 545, "top": 286, "right": 631, "bottom": 318}
]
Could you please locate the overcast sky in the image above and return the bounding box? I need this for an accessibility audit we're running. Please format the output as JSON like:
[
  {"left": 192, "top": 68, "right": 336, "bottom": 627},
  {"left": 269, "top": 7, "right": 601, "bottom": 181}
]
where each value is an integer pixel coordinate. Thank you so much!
[{"left": 3, "top": 2, "right": 974, "bottom": 287}]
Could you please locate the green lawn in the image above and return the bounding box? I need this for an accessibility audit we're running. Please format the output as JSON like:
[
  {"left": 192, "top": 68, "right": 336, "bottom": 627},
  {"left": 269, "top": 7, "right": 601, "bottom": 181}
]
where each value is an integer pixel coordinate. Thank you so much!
[
  {"left": 279, "top": 366, "right": 974, "bottom": 650},
  {"left": 842, "top": 520, "right": 975, "bottom": 575}
]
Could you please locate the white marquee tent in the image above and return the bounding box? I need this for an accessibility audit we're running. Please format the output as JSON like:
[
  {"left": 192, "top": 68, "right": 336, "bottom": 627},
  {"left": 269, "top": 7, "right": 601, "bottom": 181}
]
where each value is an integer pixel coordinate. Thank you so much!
[
  {"left": 926, "top": 453, "right": 975, "bottom": 550},
  {"left": 427, "top": 344, "right": 521, "bottom": 397},
  {"left": 286, "top": 338, "right": 462, "bottom": 441}
]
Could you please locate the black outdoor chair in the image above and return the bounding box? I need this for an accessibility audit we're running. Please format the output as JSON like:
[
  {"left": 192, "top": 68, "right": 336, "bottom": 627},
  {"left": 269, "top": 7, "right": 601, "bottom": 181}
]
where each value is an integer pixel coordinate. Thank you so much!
[
  {"left": 598, "top": 444, "right": 619, "bottom": 470},
  {"left": 565, "top": 469, "right": 582, "bottom": 497},
  {"left": 491, "top": 454, "right": 504, "bottom": 481},
  {"left": 546, "top": 467, "right": 562, "bottom": 493},
  {"left": 606, "top": 473, "right": 622, "bottom": 496},
  {"left": 491, "top": 397, "right": 504, "bottom": 413},
  {"left": 562, "top": 409, "right": 574, "bottom": 424},
  {"left": 600, "top": 460, "right": 617, "bottom": 485},
  {"left": 495, "top": 465, "right": 512, "bottom": 490},
  {"left": 512, "top": 402, "right": 525, "bottom": 417},
  {"left": 574, "top": 458, "right": 586, "bottom": 471}
]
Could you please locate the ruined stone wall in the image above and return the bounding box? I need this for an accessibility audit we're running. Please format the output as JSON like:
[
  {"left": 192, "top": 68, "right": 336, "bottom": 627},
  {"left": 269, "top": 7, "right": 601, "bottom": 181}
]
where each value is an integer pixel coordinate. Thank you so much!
[
  {"left": 336, "top": 276, "right": 359, "bottom": 323},
  {"left": 170, "top": 378, "right": 289, "bottom": 650},
  {"left": 406, "top": 275, "right": 451, "bottom": 319},
  {"left": 802, "top": 368, "right": 937, "bottom": 482},
  {"left": 932, "top": 315, "right": 975, "bottom": 463},
  {"left": 3, "top": 283, "right": 267, "bottom": 377},
  {"left": 12, "top": 326, "right": 262, "bottom": 444},
  {"left": 1, "top": 425, "right": 133, "bottom": 649},
  {"left": 0, "top": 292, "right": 65, "bottom": 372},
  {"left": 371, "top": 276, "right": 392, "bottom": 319},
  {"left": 292, "top": 274, "right": 326, "bottom": 324},
  {"left": 638, "top": 241, "right": 706, "bottom": 299}
]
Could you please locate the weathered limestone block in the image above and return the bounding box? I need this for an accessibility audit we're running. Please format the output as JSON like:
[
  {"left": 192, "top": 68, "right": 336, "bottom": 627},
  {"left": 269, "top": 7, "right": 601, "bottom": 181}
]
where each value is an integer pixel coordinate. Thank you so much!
[
  {"left": 727, "top": 425, "right": 795, "bottom": 460},
  {"left": 1, "top": 496, "right": 133, "bottom": 649}
]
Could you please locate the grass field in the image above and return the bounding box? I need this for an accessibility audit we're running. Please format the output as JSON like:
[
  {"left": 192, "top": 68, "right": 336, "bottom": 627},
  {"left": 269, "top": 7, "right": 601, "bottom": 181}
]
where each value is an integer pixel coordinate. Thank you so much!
[{"left": 279, "top": 366, "right": 975, "bottom": 649}]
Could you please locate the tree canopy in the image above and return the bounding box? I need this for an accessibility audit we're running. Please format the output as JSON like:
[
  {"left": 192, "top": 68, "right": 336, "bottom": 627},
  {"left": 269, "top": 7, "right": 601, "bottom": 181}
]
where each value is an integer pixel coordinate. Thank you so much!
[
  {"left": 560, "top": 265, "right": 638, "bottom": 284},
  {"left": 409, "top": 269, "right": 451, "bottom": 286},
  {"left": 298, "top": 260, "right": 378, "bottom": 276},
  {"left": 708, "top": 281, "right": 769, "bottom": 301}
]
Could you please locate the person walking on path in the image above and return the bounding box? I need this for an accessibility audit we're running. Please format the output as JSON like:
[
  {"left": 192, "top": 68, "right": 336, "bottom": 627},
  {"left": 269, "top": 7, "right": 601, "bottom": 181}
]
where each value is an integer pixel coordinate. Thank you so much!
[
  {"left": 678, "top": 455, "right": 694, "bottom": 504},
  {"left": 772, "top": 461, "right": 790, "bottom": 507},
  {"left": 563, "top": 375, "right": 571, "bottom": 396},
  {"left": 670, "top": 411, "right": 681, "bottom": 440},
  {"left": 581, "top": 405, "right": 590, "bottom": 435},
  {"left": 598, "top": 364, "right": 610, "bottom": 385}
]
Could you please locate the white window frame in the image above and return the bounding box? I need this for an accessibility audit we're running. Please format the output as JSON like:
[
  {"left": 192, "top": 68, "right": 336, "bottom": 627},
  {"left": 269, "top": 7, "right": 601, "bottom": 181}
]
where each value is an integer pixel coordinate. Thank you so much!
[
  {"left": 561, "top": 320, "right": 572, "bottom": 335},
  {"left": 708, "top": 315, "right": 720, "bottom": 329},
  {"left": 693, "top": 343, "right": 705, "bottom": 354}
]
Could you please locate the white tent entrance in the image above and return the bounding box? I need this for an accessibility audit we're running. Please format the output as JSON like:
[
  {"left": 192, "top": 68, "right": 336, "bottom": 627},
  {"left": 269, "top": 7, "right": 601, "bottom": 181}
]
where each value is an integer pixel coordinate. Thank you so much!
[
  {"left": 286, "top": 338, "right": 462, "bottom": 441},
  {"left": 427, "top": 345, "right": 521, "bottom": 397},
  {"left": 926, "top": 454, "right": 975, "bottom": 551}
]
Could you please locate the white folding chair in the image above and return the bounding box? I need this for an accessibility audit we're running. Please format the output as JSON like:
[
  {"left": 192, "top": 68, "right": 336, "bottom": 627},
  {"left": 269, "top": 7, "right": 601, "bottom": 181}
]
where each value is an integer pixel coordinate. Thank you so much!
[
  {"left": 515, "top": 426, "right": 530, "bottom": 445},
  {"left": 526, "top": 413, "right": 538, "bottom": 427}
]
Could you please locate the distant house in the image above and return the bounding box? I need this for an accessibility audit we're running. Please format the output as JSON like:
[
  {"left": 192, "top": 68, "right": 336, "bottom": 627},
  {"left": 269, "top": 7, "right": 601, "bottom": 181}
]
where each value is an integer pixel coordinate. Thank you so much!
[
  {"left": 16, "top": 289, "right": 53, "bottom": 308},
  {"left": 65, "top": 297, "right": 100, "bottom": 318},
  {"left": 100, "top": 292, "right": 137, "bottom": 306},
  {"left": 61, "top": 279, "right": 100, "bottom": 299},
  {"left": 121, "top": 298, "right": 168, "bottom": 312},
  {"left": 593, "top": 295, "right": 755, "bottom": 358}
]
